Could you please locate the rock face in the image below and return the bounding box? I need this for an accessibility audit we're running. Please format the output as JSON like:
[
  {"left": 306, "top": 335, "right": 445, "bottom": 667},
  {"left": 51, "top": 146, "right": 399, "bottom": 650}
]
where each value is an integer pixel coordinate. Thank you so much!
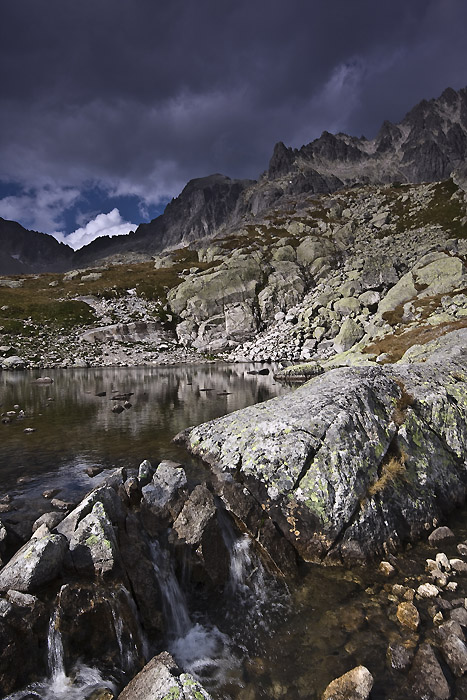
[{"left": 181, "top": 332, "right": 467, "bottom": 564}]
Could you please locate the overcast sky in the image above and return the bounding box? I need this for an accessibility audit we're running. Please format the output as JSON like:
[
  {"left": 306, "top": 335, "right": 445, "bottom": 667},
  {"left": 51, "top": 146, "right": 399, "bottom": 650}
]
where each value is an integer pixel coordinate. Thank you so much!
[{"left": 1, "top": 0, "right": 466, "bottom": 248}]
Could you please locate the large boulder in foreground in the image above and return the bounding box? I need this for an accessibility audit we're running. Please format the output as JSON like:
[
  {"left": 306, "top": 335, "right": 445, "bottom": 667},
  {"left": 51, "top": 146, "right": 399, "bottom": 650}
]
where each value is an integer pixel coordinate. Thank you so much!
[{"left": 180, "top": 330, "right": 467, "bottom": 565}]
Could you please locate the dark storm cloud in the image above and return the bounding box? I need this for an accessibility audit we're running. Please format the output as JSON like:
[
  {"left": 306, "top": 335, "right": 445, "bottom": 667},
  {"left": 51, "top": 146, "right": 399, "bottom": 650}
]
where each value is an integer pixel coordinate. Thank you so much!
[{"left": 0, "top": 0, "right": 466, "bottom": 234}]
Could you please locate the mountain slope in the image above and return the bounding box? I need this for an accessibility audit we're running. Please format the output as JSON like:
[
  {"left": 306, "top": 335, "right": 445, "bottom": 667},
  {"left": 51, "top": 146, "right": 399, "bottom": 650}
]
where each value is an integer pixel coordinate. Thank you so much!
[{"left": 0, "top": 218, "right": 74, "bottom": 275}]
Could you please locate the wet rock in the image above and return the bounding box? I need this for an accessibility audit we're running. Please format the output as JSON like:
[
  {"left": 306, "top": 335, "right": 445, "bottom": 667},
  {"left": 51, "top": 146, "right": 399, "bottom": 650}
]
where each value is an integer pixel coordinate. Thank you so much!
[
  {"left": 408, "top": 643, "right": 450, "bottom": 700},
  {"left": 172, "top": 484, "right": 230, "bottom": 586},
  {"left": 86, "top": 466, "right": 105, "bottom": 478},
  {"left": 34, "top": 376, "right": 53, "bottom": 384},
  {"left": 124, "top": 477, "right": 141, "bottom": 507},
  {"left": 321, "top": 665, "right": 373, "bottom": 700},
  {"left": 437, "top": 631, "right": 467, "bottom": 676},
  {"left": 137, "top": 459, "right": 153, "bottom": 486},
  {"left": 32, "top": 511, "right": 64, "bottom": 532},
  {"left": 397, "top": 601, "right": 420, "bottom": 631},
  {"left": 69, "top": 501, "right": 121, "bottom": 578},
  {"left": 387, "top": 642, "right": 414, "bottom": 671},
  {"left": 451, "top": 607, "right": 467, "bottom": 627},
  {"left": 436, "top": 552, "right": 451, "bottom": 572},
  {"left": 57, "top": 483, "right": 125, "bottom": 540},
  {"left": 51, "top": 498, "right": 73, "bottom": 511},
  {"left": 450, "top": 558, "right": 467, "bottom": 574},
  {"left": 118, "top": 513, "right": 164, "bottom": 632},
  {"left": 141, "top": 461, "right": 188, "bottom": 527},
  {"left": 428, "top": 527, "right": 456, "bottom": 547},
  {"left": 0, "top": 530, "right": 67, "bottom": 592},
  {"left": 0, "top": 520, "right": 6, "bottom": 553},
  {"left": 112, "top": 404, "right": 125, "bottom": 414},
  {"left": 379, "top": 560, "right": 396, "bottom": 577},
  {"left": 57, "top": 582, "right": 145, "bottom": 678},
  {"left": 117, "top": 651, "right": 212, "bottom": 700},
  {"left": 42, "top": 488, "right": 59, "bottom": 499},
  {"left": 0, "top": 587, "right": 48, "bottom": 696}
]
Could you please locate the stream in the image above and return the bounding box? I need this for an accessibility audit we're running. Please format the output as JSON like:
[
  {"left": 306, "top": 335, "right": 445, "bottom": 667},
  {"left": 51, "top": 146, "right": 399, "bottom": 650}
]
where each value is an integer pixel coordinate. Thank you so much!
[{"left": 2, "top": 364, "right": 467, "bottom": 699}]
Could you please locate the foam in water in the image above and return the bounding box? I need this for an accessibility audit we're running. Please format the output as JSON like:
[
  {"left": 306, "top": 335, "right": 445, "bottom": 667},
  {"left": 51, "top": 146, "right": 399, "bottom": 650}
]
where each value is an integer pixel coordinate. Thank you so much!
[
  {"left": 149, "top": 540, "right": 237, "bottom": 685},
  {"left": 4, "top": 609, "right": 116, "bottom": 700}
]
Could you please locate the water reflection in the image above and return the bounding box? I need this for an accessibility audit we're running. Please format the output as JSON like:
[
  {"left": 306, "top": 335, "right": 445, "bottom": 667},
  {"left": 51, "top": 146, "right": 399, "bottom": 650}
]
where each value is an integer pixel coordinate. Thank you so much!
[{"left": 0, "top": 363, "right": 289, "bottom": 509}]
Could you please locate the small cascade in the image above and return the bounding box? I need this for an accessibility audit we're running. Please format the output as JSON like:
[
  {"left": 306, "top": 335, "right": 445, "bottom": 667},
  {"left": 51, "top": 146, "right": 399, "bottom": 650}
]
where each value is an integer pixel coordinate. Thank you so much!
[
  {"left": 47, "top": 609, "right": 67, "bottom": 687},
  {"left": 218, "top": 506, "right": 289, "bottom": 645},
  {"left": 150, "top": 540, "right": 191, "bottom": 638},
  {"left": 149, "top": 539, "right": 233, "bottom": 687},
  {"left": 4, "top": 607, "right": 117, "bottom": 700},
  {"left": 109, "top": 586, "right": 146, "bottom": 673}
]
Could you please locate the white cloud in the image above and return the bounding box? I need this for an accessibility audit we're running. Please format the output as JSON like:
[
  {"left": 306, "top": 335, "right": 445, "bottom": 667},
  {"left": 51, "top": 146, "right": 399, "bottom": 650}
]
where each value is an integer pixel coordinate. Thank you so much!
[
  {"left": 0, "top": 185, "right": 80, "bottom": 232},
  {"left": 53, "top": 208, "right": 137, "bottom": 250}
]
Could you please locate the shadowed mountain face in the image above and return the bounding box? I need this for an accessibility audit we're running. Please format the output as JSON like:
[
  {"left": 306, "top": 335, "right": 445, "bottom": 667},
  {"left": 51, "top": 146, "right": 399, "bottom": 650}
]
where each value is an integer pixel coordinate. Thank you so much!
[
  {"left": 0, "top": 218, "right": 74, "bottom": 275},
  {"left": 267, "top": 86, "right": 467, "bottom": 189},
  {"left": 2, "top": 86, "right": 467, "bottom": 273},
  {"left": 73, "top": 174, "right": 255, "bottom": 266}
]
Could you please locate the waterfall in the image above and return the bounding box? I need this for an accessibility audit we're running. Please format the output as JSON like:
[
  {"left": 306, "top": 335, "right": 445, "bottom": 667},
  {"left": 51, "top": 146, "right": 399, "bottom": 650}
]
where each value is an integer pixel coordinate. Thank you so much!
[
  {"left": 109, "top": 586, "right": 144, "bottom": 672},
  {"left": 150, "top": 540, "right": 192, "bottom": 638},
  {"left": 47, "top": 609, "right": 66, "bottom": 686},
  {"left": 149, "top": 540, "right": 232, "bottom": 686}
]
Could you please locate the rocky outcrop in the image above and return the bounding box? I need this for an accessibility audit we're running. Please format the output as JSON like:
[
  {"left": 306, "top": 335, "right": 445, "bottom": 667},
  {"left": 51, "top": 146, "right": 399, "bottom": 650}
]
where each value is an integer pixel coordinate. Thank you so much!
[{"left": 181, "top": 330, "right": 467, "bottom": 565}]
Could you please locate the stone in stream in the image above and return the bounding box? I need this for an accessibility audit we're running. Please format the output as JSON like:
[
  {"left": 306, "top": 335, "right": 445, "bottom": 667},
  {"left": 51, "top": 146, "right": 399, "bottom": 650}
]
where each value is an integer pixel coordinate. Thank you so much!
[
  {"left": 0, "top": 587, "right": 48, "bottom": 696},
  {"left": 56, "top": 581, "right": 145, "bottom": 678},
  {"left": 137, "top": 459, "right": 153, "bottom": 486},
  {"left": 117, "top": 651, "right": 212, "bottom": 700},
  {"left": 32, "top": 511, "right": 64, "bottom": 532},
  {"left": 437, "top": 631, "right": 467, "bottom": 677},
  {"left": 85, "top": 465, "right": 105, "bottom": 478},
  {"left": 112, "top": 404, "right": 125, "bottom": 414},
  {"left": 57, "top": 481, "right": 125, "bottom": 540},
  {"left": 387, "top": 642, "right": 414, "bottom": 672},
  {"left": 68, "top": 501, "right": 122, "bottom": 578},
  {"left": 141, "top": 461, "right": 188, "bottom": 528},
  {"left": 0, "top": 528, "right": 67, "bottom": 592},
  {"left": 321, "top": 665, "right": 373, "bottom": 700},
  {"left": 396, "top": 602, "right": 420, "bottom": 631},
  {"left": 408, "top": 643, "right": 450, "bottom": 700},
  {"left": 171, "top": 484, "right": 230, "bottom": 586},
  {"left": 428, "top": 527, "right": 456, "bottom": 547}
]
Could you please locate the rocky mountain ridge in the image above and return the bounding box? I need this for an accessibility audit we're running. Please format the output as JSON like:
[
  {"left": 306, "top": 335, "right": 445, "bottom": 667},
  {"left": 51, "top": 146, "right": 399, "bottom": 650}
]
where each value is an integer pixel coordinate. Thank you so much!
[{"left": 1, "top": 85, "right": 466, "bottom": 274}]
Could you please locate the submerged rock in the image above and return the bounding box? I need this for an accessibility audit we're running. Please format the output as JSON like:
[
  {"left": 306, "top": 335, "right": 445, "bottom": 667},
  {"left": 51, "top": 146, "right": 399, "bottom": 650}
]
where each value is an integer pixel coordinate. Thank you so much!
[{"left": 321, "top": 665, "right": 373, "bottom": 700}]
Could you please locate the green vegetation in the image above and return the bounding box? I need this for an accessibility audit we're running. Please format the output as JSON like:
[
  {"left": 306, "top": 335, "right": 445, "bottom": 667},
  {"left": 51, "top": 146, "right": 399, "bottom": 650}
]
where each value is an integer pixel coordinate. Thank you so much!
[{"left": 0, "top": 253, "right": 220, "bottom": 337}]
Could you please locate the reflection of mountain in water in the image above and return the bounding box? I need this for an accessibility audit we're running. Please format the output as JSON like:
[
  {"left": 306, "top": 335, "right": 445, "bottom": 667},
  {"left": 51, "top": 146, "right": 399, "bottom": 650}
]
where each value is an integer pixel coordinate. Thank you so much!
[{"left": 0, "top": 363, "right": 289, "bottom": 500}]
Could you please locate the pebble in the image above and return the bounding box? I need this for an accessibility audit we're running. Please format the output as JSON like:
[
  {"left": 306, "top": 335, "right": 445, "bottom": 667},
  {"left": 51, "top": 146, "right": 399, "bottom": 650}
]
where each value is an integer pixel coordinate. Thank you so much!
[
  {"left": 397, "top": 601, "right": 420, "bottom": 631},
  {"left": 417, "top": 583, "right": 440, "bottom": 598}
]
